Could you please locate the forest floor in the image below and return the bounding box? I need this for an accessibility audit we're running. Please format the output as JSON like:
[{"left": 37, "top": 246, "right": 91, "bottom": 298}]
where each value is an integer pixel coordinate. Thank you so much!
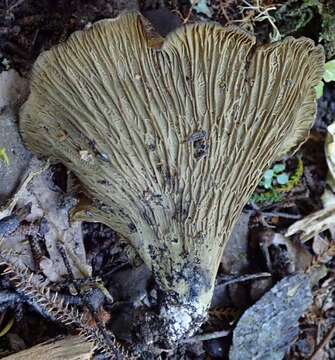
[{"left": 0, "top": 0, "right": 335, "bottom": 359}]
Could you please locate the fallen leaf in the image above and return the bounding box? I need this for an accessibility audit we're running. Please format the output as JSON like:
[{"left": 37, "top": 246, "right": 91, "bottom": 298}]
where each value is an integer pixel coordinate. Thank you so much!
[{"left": 312, "top": 235, "right": 330, "bottom": 256}]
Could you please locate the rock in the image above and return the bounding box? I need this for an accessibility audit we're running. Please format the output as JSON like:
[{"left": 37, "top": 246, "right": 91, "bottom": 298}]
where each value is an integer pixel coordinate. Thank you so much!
[
  {"left": 0, "top": 110, "right": 31, "bottom": 204},
  {"left": 0, "top": 70, "right": 31, "bottom": 204},
  {"left": 221, "top": 212, "right": 251, "bottom": 274},
  {"left": 0, "top": 69, "right": 28, "bottom": 111},
  {"left": 0, "top": 213, "right": 21, "bottom": 237},
  {"left": 230, "top": 274, "right": 313, "bottom": 360},
  {"left": 249, "top": 277, "right": 274, "bottom": 302}
]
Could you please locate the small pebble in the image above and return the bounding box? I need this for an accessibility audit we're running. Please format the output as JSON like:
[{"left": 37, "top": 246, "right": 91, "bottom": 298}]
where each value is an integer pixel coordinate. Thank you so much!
[
  {"left": 204, "top": 338, "right": 226, "bottom": 359},
  {"left": 0, "top": 215, "right": 20, "bottom": 237}
]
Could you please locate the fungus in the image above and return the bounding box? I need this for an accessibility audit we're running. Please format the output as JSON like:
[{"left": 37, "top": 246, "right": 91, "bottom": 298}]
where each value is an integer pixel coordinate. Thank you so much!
[{"left": 20, "top": 12, "right": 324, "bottom": 343}]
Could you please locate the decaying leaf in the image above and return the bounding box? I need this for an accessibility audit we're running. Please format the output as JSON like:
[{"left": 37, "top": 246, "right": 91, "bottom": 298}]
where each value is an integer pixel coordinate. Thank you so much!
[
  {"left": 20, "top": 12, "right": 324, "bottom": 342},
  {"left": 285, "top": 205, "right": 335, "bottom": 242},
  {"left": 255, "top": 230, "right": 312, "bottom": 276},
  {"left": 323, "top": 121, "right": 335, "bottom": 207},
  {"left": 286, "top": 120, "right": 335, "bottom": 242},
  {"left": 3, "top": 335, "right": 93, "bottom": 360},
  {"left": 0, "top": 159, "right": 88, "bottom": 282},
  {"left": 312, "top": 234, "right": 330, "bottom": 256}
]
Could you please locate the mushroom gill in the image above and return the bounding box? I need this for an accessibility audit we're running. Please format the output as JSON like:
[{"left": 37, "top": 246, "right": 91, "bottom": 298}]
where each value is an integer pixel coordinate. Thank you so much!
[{"left": 20, "top": 12, "right": 324, "bottom": 343}]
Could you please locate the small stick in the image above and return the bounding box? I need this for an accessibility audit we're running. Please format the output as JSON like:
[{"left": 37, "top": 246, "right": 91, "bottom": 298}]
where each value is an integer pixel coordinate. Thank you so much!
[
  {"left": 261, "top": 211, "right": 302, "bottom": 220},
  {"left": 219, "top": 272, "right": 271, "bottom": 287},
  {"left": 175, "top": 0, "right": 197, "bottom": 24},
  {"left": 183, "top": 329, "right": 230, "bottom": 344},
  {"left": 309, "top": 323, "right": 335, "bottom": 360},
  {"left": 8, "top": 0, "right": 26, "bottom": 11},
  {"left": 56, "top": 242, "right": 120, "bottom": 356},
  {"left": 56, "top": 242, "right": 76, "bottom": 283},
  {"left": 245, "top": 209, "right": 301, "bottom": 219}
]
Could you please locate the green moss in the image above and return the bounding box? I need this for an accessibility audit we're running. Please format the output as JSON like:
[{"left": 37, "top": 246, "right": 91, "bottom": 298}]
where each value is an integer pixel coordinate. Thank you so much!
[
  {"left": 0, "top": 148, "right": 9, "bottom": 165},
  {"left": 320, "top": 11, "right": 335, "bottom": 58},
  {"left": 250, "top": 190, "right": 283, "bottom": 205},
  {"left": 276, "top": 158, "right": 304, "bottom": 193},
  {"left": 274, "top": 0, "right": 314, "bottom": 35},
  {"left": 275, "top": 0, "right": 335, "bottom": 59}
]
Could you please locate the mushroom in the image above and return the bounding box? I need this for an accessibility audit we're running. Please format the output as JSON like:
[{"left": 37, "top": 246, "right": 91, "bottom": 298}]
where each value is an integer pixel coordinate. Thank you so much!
[{"left": 20, "top": 12, "right": 324, "bottom": 343}]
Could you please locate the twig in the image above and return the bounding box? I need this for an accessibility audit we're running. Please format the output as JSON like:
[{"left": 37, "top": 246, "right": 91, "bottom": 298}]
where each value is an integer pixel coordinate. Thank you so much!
[
  {"left": 245, "top": 208, "right": 302, "bottom": 219},
  {"left": 0, "top": 160, "right": 50, "bottom": 219},
  {"left": 261, "top": 211, "right": 302, "bottom": 220},
  {"left": 183, "top": 329, "right": 230, "bottom": 344},
  {"left": 309, "top": 323, "right": 335, "bottom": 360},
  {"left": 219, "top": 272, "right": 272, "bottom": 287},
  {"left": 233, "top": 0, "right": 281, "bottom": 41},
  {"left": 183, "top": 0, "right": 197, "bottom": 24},
  {"left": 8, "top": 0, "right": 26, "bottom": 11},
  {"left": 56, "top": 242, "right": 122, "bottom": 357},
  {"left": 172, "top": 0, "right": 198, "bottom": 25},
  {"left": 0, "top": 250, "right": 131, "bottom": 359}
]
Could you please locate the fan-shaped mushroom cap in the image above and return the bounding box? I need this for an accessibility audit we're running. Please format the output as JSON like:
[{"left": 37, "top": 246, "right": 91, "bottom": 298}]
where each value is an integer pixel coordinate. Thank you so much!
[{"left": 20, "top": 12, "right": 324, "bottom": 342}]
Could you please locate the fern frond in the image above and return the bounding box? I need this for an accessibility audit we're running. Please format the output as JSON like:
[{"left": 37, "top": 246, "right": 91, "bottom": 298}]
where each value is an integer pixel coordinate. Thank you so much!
[{"left": 0, "top": 251, "right": 132, "bottom": 359}]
